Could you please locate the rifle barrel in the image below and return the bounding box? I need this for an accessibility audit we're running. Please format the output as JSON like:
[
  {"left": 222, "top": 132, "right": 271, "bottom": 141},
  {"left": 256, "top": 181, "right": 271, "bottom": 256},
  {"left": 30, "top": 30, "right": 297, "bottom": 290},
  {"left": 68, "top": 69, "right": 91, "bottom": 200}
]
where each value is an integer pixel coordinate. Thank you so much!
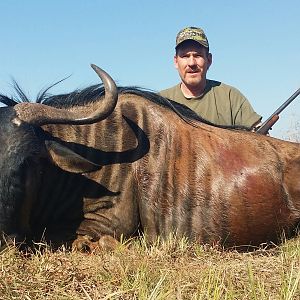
[{"left": 271, "top": 88, "right": 300, "bottom": 116}]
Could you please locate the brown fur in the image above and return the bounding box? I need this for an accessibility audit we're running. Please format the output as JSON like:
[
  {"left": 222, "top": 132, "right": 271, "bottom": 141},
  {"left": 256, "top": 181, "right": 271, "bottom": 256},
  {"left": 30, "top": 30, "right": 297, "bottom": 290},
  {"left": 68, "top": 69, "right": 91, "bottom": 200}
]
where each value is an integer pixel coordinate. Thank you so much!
[{"left": 38, "top": 93, "right": 300, "bottom": 250}]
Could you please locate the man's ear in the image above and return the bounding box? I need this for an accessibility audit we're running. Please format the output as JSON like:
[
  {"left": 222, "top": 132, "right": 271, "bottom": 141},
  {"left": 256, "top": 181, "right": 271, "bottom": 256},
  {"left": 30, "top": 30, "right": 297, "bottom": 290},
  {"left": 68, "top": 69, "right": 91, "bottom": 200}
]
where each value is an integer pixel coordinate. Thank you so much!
[
  {"left": 207, "top": 52, "right": 213, "bottom": 69},
  {"left": 174, "top": 54, "right": 179, "bottom": 70}
]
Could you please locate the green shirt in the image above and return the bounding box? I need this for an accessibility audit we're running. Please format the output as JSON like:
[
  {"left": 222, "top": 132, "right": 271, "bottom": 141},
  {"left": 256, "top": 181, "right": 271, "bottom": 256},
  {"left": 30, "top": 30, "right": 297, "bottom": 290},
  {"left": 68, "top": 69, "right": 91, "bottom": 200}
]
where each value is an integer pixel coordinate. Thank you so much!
[{"left": 159, "top": 80, "right": 261, "bottom": 128}]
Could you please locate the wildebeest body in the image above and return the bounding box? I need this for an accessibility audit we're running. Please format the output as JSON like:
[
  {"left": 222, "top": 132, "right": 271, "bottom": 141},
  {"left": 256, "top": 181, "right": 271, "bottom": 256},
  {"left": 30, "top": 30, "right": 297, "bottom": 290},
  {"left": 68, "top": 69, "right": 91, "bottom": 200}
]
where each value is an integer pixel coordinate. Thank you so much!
[
  {"left": 0, "top": 66, "right": 299, "bottom": 250},
  {"left": 31, "top": 97, "right": 300, "bottom": 246}
]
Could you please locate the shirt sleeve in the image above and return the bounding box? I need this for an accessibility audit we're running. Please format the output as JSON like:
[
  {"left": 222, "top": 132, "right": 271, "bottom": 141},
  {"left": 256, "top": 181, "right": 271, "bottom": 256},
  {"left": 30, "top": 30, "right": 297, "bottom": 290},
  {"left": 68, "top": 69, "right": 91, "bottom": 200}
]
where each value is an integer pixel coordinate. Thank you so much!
[{"left": 230, "top": 88, "right": 262, "bottom": 128}]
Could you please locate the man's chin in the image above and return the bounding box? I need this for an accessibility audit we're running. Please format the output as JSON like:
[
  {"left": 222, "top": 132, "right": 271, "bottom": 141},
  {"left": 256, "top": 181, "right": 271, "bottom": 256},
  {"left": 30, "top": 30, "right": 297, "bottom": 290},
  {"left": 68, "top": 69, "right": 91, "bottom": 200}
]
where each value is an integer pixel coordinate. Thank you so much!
[
  {"left": 185, "top": 79, "right": 202, "bottom": 86},
  {"left": 185, "top": 74, "right": 202, "bottom": 82}
]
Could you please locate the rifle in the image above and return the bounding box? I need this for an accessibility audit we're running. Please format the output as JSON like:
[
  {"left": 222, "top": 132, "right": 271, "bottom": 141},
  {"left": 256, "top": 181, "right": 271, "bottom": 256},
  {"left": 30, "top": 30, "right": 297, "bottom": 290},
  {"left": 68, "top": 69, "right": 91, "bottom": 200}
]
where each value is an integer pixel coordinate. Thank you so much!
[{"left": 256, "top": 87, "right": 300, "bottom": 135}]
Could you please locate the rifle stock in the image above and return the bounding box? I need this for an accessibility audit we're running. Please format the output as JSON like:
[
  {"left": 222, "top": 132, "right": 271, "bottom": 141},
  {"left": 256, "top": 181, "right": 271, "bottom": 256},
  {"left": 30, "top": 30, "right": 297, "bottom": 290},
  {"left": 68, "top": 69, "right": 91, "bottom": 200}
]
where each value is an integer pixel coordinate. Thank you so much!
[
  {"left": 256, "top": 88, "right": 300, "bottom": 135},
  {"left": 256, "top": 115, "right": 279, "bottom": 135}
]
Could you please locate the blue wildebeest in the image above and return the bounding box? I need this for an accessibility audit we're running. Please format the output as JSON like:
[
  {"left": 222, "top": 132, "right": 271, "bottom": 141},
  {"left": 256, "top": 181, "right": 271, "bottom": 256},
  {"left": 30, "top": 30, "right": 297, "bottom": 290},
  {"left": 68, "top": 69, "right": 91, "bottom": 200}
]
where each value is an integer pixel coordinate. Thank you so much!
[{"left": 0, "top": 64, "right": 299, "bottom": 251}]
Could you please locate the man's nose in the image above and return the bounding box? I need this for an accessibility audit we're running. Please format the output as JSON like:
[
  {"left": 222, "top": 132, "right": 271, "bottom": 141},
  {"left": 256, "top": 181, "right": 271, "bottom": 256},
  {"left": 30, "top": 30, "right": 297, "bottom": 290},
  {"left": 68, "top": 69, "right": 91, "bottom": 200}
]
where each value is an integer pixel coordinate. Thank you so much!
[{"left": 187, "top": 56, "right": 197, "bottom": 66}]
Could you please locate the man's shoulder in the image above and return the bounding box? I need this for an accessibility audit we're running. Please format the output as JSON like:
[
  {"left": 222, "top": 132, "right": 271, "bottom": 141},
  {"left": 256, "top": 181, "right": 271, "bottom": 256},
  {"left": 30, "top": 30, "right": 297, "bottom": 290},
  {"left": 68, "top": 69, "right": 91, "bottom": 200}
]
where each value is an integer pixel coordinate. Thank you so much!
[
  {"left": 159, "top": 84, "right": 180, "bottom": 98},
  {"left": 207, "top": 80, "right": 247, "bottom": 99},
  {"left": 207, "top": 80, "right": 239, "bottom": 92},
  {"left": 158, "top": 84, "right": 178, "bottom": 96}
]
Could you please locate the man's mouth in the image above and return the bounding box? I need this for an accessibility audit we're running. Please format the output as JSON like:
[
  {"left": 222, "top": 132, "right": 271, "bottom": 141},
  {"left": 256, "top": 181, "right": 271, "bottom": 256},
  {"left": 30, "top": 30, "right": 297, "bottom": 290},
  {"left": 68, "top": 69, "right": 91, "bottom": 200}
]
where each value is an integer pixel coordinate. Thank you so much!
[
  {"left": 187, "top": 69, "right": 200, "bottom": 74},
  {"left": 187, "top": 71, "right": 200, "bottom": 76}
]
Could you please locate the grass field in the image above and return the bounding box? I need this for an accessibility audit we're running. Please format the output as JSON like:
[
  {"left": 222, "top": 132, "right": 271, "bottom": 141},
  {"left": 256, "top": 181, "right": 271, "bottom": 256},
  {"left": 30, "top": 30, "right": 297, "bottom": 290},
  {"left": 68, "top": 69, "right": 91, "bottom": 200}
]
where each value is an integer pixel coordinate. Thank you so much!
[
  {"left": 1, "top": 128, "right": 300, "bottom": 300},
  {"left": 0, "top": 234, "right": 299, "bottom": 300}
]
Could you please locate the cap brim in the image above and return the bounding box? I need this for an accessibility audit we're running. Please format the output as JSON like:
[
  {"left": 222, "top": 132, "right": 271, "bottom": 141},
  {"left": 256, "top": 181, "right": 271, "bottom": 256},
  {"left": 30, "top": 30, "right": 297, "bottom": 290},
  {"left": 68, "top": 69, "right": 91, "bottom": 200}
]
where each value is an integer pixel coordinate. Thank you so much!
[{"left": 175, "top": 39, "right": 209, "bottom": 49}]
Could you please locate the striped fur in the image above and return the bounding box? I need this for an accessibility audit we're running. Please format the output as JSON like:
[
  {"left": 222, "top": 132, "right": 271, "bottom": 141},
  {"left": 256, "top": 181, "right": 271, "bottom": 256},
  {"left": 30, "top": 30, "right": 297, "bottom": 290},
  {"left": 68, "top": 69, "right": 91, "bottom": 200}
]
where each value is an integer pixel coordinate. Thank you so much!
[{"left": 0, "top": 85, "right": 300, "bottom": 251}]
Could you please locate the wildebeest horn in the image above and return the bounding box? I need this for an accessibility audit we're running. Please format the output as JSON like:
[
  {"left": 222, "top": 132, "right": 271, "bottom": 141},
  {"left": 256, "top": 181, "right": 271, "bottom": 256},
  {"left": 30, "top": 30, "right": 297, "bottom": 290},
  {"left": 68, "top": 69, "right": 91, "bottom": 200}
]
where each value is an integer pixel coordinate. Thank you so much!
[{"left": 13, "top": 64, "right": 118, "bottom": 125}]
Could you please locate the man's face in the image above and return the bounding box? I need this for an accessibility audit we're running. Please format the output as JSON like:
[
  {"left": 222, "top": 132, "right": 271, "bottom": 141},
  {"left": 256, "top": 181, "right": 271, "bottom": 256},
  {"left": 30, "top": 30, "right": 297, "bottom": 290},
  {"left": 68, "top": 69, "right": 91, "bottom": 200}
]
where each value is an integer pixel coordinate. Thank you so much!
[{"left": 174, "top": 41, "right": 212, "bottom": 88}]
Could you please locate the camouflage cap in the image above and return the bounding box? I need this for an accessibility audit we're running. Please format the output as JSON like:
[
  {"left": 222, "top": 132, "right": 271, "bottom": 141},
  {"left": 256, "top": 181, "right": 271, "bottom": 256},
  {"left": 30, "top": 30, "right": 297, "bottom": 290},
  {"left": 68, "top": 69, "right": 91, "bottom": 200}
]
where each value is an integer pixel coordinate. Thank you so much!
[{"left": 175, "top": 27, "right": 209, "bottom": 49}]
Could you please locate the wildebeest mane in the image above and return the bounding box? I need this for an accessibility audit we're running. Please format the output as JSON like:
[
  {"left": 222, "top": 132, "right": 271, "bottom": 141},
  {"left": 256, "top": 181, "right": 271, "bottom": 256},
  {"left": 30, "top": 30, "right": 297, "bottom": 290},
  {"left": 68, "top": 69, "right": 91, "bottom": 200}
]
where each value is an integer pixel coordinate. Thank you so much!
[{"left": 0, "top": 83, "right": 250, "bottom": 130}]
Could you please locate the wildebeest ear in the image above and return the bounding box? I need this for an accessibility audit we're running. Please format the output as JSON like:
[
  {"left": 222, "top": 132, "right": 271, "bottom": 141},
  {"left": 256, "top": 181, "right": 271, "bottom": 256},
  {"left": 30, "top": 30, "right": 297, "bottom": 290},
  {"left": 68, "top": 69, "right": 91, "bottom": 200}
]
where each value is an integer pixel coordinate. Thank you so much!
[{"left": 45, "top": 140, "right": 101, "bottom": 173}]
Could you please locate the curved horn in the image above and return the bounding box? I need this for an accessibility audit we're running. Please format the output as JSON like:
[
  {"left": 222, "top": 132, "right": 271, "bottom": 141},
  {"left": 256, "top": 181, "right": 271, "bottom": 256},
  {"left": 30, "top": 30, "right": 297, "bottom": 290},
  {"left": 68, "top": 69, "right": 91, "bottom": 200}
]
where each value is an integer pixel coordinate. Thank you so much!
[{"left": 14, "top": 64, "right": 118, "bottom": 125}]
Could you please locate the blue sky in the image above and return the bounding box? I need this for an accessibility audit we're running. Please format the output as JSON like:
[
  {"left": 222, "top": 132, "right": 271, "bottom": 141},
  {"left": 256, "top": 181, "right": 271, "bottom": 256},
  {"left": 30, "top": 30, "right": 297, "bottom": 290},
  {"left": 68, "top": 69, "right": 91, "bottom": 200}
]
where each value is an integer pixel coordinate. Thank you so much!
[{"left": 0, "top": 0, "right": 299, "bottom": 138}]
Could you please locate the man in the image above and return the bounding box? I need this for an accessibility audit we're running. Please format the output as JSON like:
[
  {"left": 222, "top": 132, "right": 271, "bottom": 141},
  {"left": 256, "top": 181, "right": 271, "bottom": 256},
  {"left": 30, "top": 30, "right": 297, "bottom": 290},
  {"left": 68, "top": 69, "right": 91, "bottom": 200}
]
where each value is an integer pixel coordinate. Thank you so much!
[{"left": 159, "top": 27, "right": 261, "bottom": 129}]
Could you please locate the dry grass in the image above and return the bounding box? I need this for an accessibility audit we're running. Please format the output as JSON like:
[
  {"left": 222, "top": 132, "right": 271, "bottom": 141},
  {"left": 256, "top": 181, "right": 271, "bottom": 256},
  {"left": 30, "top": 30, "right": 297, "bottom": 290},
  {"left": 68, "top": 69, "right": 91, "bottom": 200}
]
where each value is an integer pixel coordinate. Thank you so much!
[
  {"left": 1, "top": 128, "right": 300, "bottom": 299},
  {"left": 0, "top": 235, "right": 299, "bottom": 300}
]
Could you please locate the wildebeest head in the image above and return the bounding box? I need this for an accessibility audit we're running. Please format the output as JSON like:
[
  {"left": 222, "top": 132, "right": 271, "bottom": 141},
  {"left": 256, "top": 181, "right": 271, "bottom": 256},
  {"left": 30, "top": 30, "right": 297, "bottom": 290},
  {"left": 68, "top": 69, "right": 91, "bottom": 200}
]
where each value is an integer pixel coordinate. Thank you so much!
[
  {"left": 0, "top": 65, "right": 118, "bottom": 247},
  {"left": 0, "top": 107, "right": 43, "bottom": 242}
]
